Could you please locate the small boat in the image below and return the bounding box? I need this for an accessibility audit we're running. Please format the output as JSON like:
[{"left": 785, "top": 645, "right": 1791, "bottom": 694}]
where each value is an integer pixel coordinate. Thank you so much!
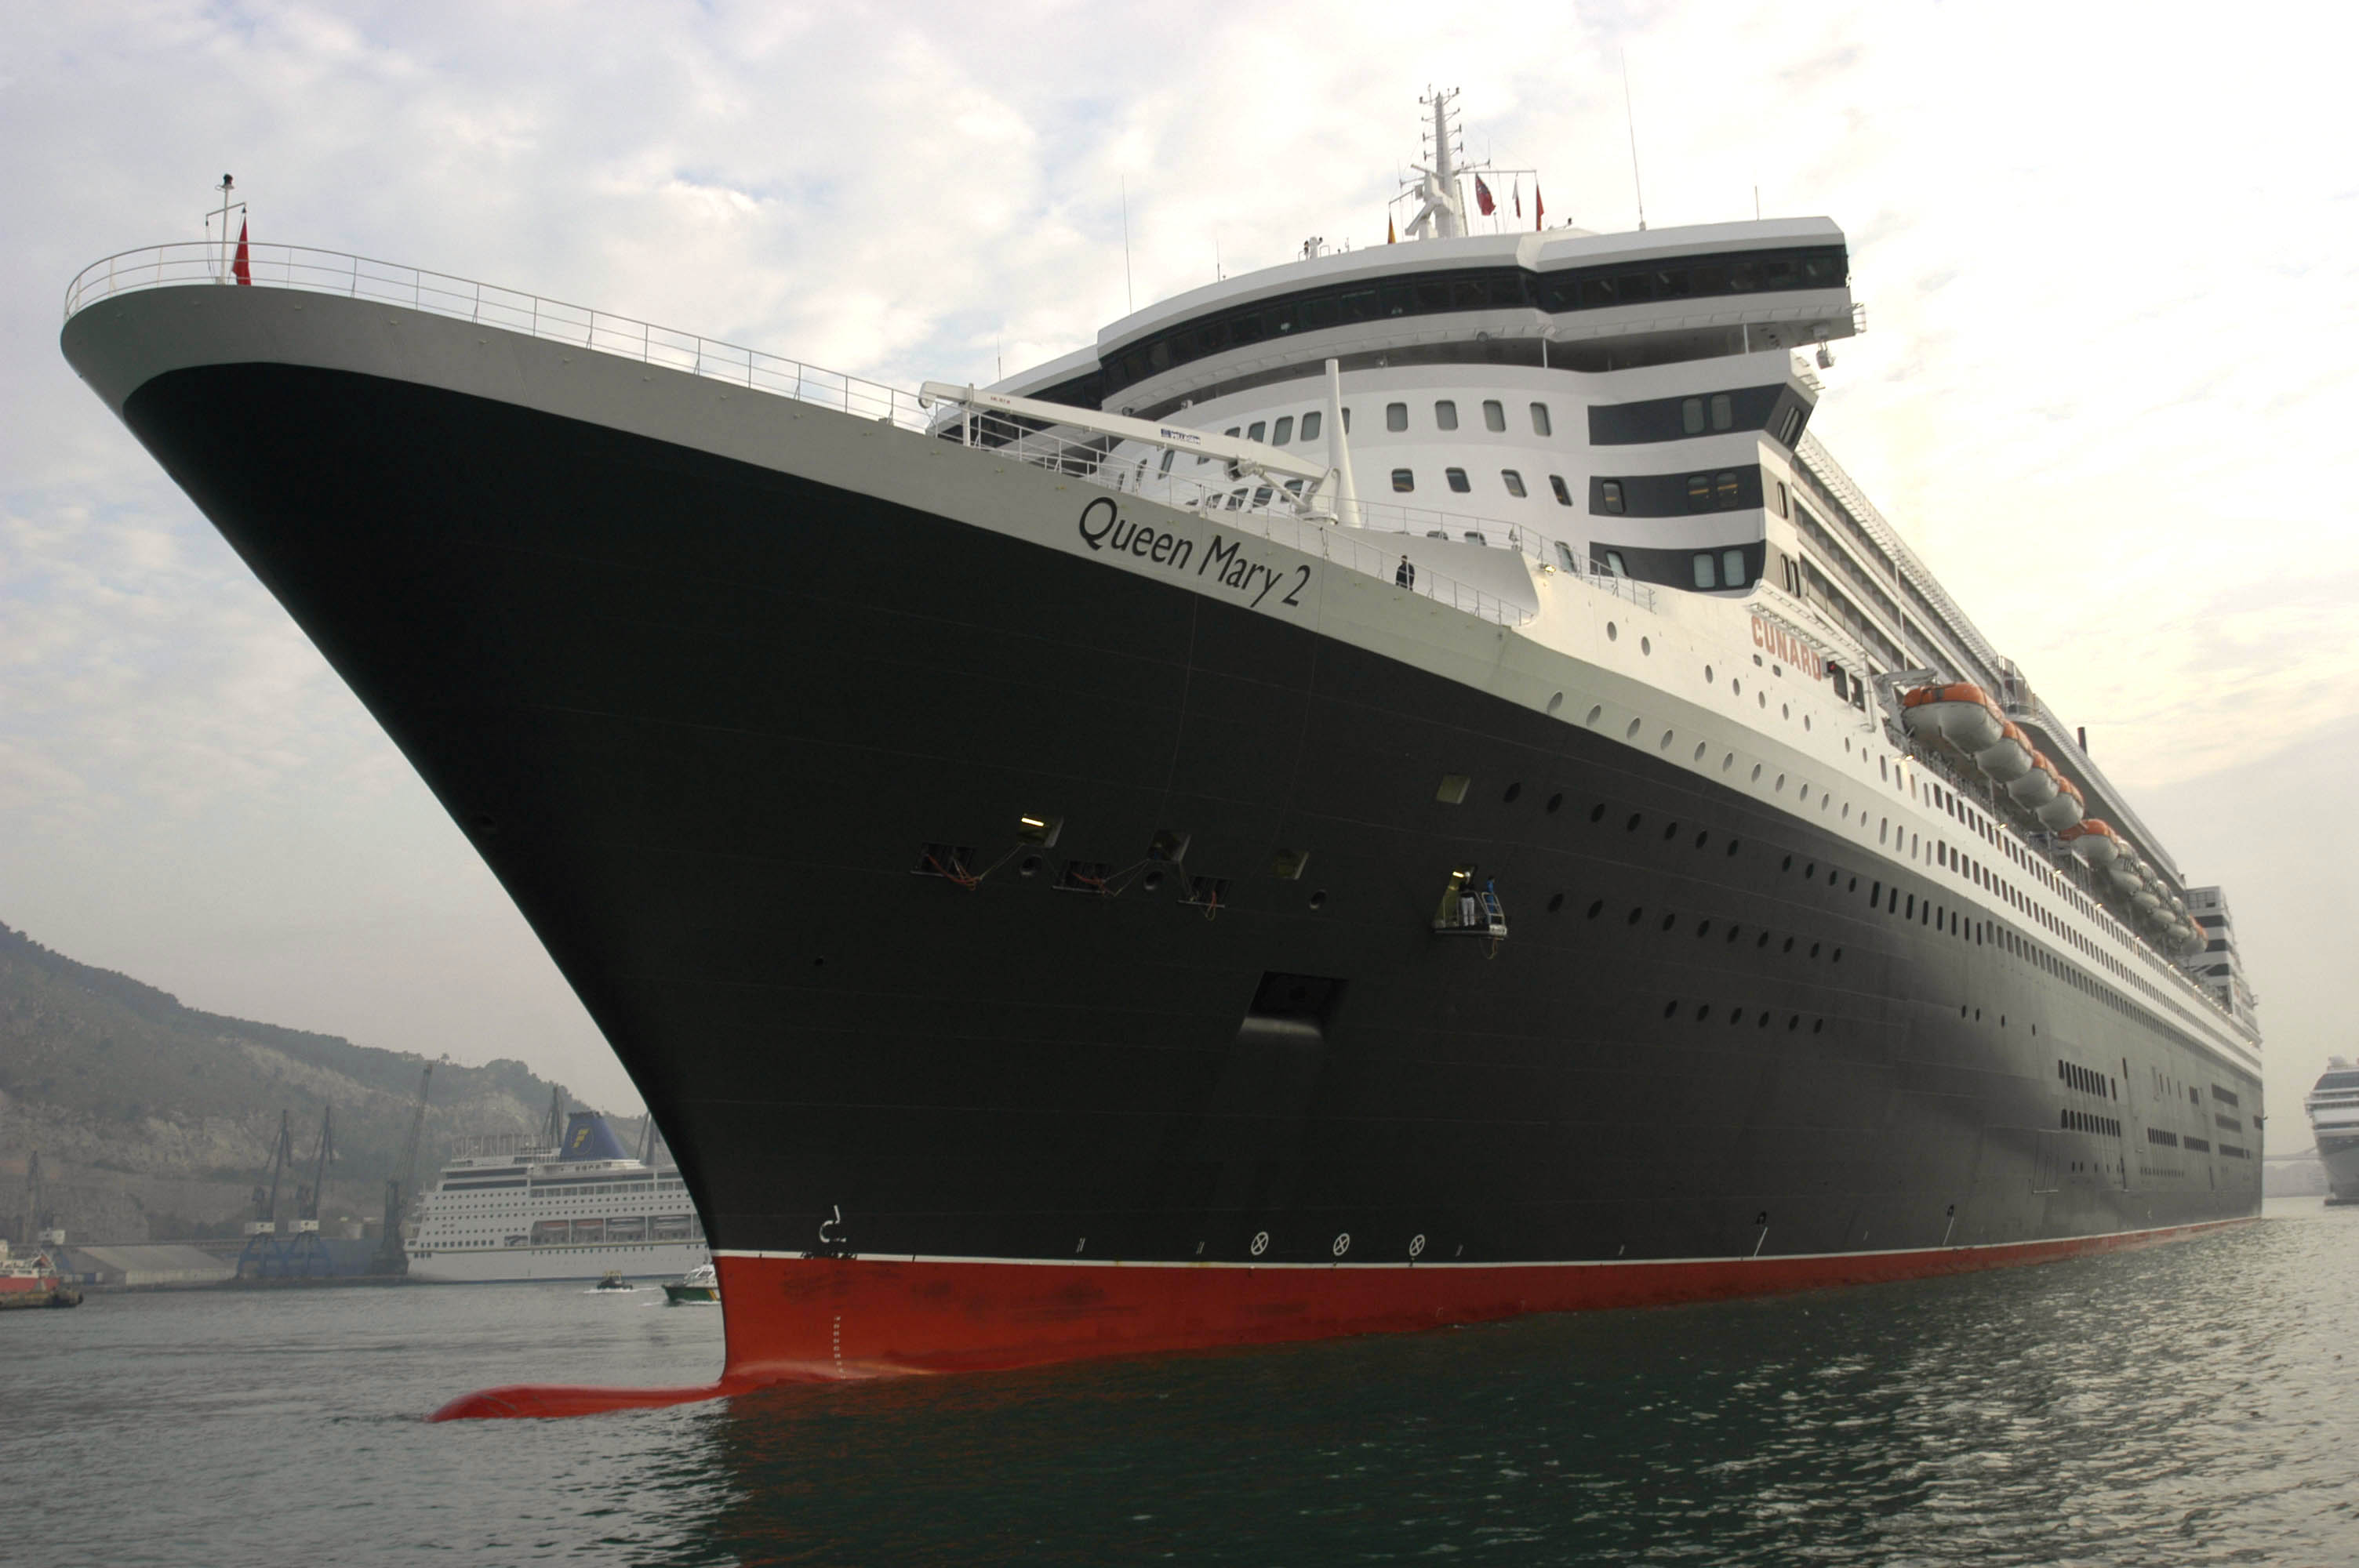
[
  {"left": 1972, "top": 720, "right": 2035, "bottom": 784},
  {"left": 2034, "top": 774, "right": 2085, "bottom": 830},
  {"left": 663, "top": 1263, "right": 719, "bottom": 1305},
  {"left": 2059, "top": 818, "right": 2121, "bottom": 867},
  {"left": 1901, "top": 684, "right": 2005, "bottom": 753},
  {"left": 594, "top": 1269, "right": 632, "bottom": 1291}
]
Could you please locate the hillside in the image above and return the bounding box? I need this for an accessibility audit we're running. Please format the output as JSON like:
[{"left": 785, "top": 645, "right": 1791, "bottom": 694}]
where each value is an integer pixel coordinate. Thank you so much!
[{"left": 0, "top": 920, "right": 610, "bottom": 1244}]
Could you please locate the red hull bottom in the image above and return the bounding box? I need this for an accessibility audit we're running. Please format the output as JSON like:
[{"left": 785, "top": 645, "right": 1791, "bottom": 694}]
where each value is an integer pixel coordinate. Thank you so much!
[{"left": 427, "top": 1219, "right": 2251, "bottom": 1420}]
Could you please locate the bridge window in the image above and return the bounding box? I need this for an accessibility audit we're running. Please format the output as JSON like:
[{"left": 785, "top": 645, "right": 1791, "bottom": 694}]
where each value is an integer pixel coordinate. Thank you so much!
[
  {"left": 1530, "top": 403, "right": 1552, "bottom": 437},
  {"left": 1246, "top": 420, "right": 1266, "bottom": 442},
  {"left": 1722, "top": 548, "right": 1747, "bottom": 587},
  {"left": 1693, "top": 554, "right": 1718, "bottom": 590},
  {"left": 1600, "top": 550, "right": 1628, "bottom": 577},
  {"left": 1711, "top": 393, "right": 1733, "bottom": 430},
  {"left": 1301, "top": 411, "right": 1321, "bottom": 441},
  {"left": 1501, "top": 470, "right": 1527, "bottom": 498},
  {"left": 1271, "top": 416, "right": 1293, "bottom": 445},
  {"left": 1483, "top": 400, "right": 1506, "bottom": 432},
  {"left": 1602, "top": 481, "right": 1626, "bottom": 514},
  {"left": 1446, "top": 468, "right": 1471, "bottom": 493},
  {"left": 1715, "top": 471, "right": 1742, "bottom": 507},
  {"left": 1685, "top": 475, "right": 1712, "bottom": 510},
  {"left": 1434, "top": 400, "right": 1459, "bottom": 431},
  {"left": 1392, "top": 469, "right": 1415, "bottom": 492},
  {"left": 1550, "top": 474, "right": 1572, "bottom": 505},
  {"left": 1387, "top": 402, "right": 1408, "bottom": 432},
  {"left": 1682, "top": 398, "right": 1704, "bottom": 435}
]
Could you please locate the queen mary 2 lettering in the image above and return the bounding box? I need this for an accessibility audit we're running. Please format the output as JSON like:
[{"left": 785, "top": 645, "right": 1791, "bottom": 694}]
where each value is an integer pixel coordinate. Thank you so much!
[{"left": 60, "top": 100, "right": 2260, "bottom": 1421}]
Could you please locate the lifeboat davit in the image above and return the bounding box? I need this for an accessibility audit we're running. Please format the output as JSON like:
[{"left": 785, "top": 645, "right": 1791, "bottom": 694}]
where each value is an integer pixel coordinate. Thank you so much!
[
  {"left": 1973, "top": 720, "right": 2036, "bottom": 784},
  {"left": 2035, "top": 775, "right": 2085, "bottom": 830},
  {"left": 2006, "top": 752, "right": 2062, "bottom": 808},
  {"left": 1901, "top": 684, "right": 2005, "bottom": 753},
  {"left": 2059, "top": 818, "right": 2121, "bottom": 867}
]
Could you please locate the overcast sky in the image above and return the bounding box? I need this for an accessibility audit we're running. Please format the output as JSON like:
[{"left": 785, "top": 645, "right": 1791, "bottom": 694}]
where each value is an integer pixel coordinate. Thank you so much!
[{"left": 3, "top": 2, "right": 2352, "bottom": 1123}]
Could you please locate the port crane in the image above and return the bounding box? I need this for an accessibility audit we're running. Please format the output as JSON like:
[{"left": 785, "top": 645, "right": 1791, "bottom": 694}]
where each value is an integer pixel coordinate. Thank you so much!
[
  {"left": 371, "top": 1059, "right": 438, "bottom": 1276},
  {"left": 237, "top": 1108, "right": 338, "bottom": 1279}
]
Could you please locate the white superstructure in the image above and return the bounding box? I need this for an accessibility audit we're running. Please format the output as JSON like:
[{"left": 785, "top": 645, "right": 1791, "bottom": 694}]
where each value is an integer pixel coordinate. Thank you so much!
[{"left": 406, "top": 1112, "right": 708, "bottom": 1283}]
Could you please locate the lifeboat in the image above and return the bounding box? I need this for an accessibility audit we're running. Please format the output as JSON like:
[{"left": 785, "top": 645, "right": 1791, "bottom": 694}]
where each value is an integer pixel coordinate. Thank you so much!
[
  {"left": 1972, "top": 721, "right": 2036, "bottom": 784},
  {"left": 2180, "top": 926, "right": 2208, "bottom": 958},
  {"left": 1901, "top": 684, "right": 2005, "bottom": 753},
  {"left": 2059, "top": 818, "right": 2121, "bottom": 867},
  {"left": 2107, "top": 855, "right": 2146, "bottom": 897},
  {"left": 2006, "top": 752, "right": 2062, "bottom": 808},
  {"left": 2035, "top": 775, "right": 2085, "bottom": 830}
]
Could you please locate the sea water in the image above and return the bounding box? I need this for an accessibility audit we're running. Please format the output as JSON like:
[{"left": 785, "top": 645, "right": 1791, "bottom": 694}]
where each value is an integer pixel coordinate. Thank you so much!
[{"left": 5, "top": 1196, "right": 2354, "bottom": 1565}]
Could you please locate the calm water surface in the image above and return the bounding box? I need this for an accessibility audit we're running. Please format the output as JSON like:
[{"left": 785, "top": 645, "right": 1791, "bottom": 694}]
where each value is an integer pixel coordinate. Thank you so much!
[{"left": 7, "top": 1198, "right": 2356, "bottom": 1565}]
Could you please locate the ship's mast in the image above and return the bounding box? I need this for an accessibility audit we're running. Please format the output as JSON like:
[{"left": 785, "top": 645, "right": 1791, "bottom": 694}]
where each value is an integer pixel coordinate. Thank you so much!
[{"left": 1405, "top": 86, "right": 1467, "bottom": 240}]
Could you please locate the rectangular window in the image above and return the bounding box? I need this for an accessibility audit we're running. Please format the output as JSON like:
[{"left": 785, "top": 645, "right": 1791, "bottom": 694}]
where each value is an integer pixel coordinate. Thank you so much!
[
  {"left": 1271, "top": 416, "right": 1293, "bottom": 445},
  {"left": 1714, "top": 470, "right": 1741, "bottom": 508},
  {"left": 1386, "top": 402, "right": 1408, "bottom": 432},
  {"left": 1555, "top": 542, "right": 1579, "bottom": 572},
  {"left": 1158, "top": 450, "right": 1175, "bottom": 477},
  {"left": 1434, "top": 400, "right": 1459, "bottom": 431},
  {"left": 1462, "top": 530, "right": 1487, "bottom": 545},
  {"left": 1482, "top": 400, "right": 1506, "bottom": 432},
  {"left": 1549, "top": 474, "right": 1572, "bottom": 505},
  {"left": 1445, "top": 467, "right": 1470, "bottom": 493},
  {"left": 1774, "top": 478, "right": 1788, "bottom": 517},
  {"left": 1246, "top": 420, "right": 1267, "bottom": 443},
  {"left": 1681, "top": 397, "right": 1704, "bottom": 435},
  {"left": 1685, "top": 474, "right": 1712, "bottom": 510},
  {"left": 1721, "top": 548, "right": 1746, "bottom": 587},
  {"left": 1601, "top": 550, "right": 1628, "bottom": 577},
  {"left": 1391, "top": 468, "right": 1415, "bottom": 492},
  {"left": 1692, "top": 553, "right": 1717, "bottom": 589},
  {"left": 1602, "top": 481, "right": 1626, "bottom": 514},
  {"left": 1710, "top": 393, "right": 1733, "bottom": 430},
  {"left": 1301, "top": 410, "right": 1322, "bottom": 442},
  {"left": 1530, "top": 403, "right": 1552, "bottom": 437}
]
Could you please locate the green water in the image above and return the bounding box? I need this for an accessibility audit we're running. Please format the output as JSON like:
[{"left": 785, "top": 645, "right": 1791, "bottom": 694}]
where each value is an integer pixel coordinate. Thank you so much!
[{"left": 7, "top": 1197, "right": 2352, "bottom": 1564}]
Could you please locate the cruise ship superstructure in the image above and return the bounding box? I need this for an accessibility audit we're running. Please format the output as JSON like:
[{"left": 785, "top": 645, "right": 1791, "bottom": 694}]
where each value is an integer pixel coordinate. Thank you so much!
[
  {"left": 2306, "top": 1062, "right": 2359, "bottom": 1203},
  {"left": 58, "top": 97, "right": 2262, "bottom": 1412},
  {"left": 406, "top": 1112, "right": 708, "bottom": 1283}
]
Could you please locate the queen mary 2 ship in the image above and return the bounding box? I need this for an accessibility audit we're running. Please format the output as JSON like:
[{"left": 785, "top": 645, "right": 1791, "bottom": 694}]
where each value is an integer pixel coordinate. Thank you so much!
[{"left": 60, "top": 99, "right": 2261, "bottom": 1413}]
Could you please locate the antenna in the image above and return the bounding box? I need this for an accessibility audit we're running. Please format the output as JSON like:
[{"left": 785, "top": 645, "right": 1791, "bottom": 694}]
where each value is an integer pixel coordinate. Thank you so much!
[
  {"left": 1121, "top": 177, "right": 1134, "bottom": 315},
  {"left": 1621, "top": 54, "right": 1646, "bottom": 231}
]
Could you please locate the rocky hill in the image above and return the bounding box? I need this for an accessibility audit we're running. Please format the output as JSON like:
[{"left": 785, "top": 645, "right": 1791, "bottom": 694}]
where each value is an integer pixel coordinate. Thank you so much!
[{"left": 0, "top": 920, "right": 613, "bottom": 1244}]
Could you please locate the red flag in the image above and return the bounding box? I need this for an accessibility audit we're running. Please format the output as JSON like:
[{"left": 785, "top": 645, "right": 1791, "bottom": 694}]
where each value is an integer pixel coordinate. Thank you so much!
[
  {"left": 1533, "top": 181, "right": 1545, "bottom": 231},
  {"left": 1387, "top": 212, "right": 1396, "bottom": 245},
  {"left": 232, "top": 218, "right": 252, "bottom": 285},
  {"left": 1514, "top": 180, "right": 1523, "bottom": 218},
  {"left": 1474, "top": 174, "right": 1496, "bottom": 217}
]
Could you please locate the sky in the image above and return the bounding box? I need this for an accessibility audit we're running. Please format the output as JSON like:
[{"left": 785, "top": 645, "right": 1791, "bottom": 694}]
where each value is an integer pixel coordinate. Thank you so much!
[{"left": 3, "top": 2, "right": 2353, "bottom": 1123}]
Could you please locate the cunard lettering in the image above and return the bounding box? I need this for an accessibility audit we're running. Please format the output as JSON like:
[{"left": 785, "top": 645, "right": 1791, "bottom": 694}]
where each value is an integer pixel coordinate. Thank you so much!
[{"left": 1750, "top": 614, "right": 1825, "bottom": 680}]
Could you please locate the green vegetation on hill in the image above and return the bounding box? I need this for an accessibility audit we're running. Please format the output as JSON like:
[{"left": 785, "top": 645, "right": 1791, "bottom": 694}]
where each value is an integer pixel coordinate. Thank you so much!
[{"left": 1, "top": 920, "right": 601, "bottom": 1239}]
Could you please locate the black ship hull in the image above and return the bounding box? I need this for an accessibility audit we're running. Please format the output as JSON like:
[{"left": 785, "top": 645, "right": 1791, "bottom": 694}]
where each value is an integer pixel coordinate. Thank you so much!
[{"left": 66, "top": 287, "right": 2260, "bottom": 1399}]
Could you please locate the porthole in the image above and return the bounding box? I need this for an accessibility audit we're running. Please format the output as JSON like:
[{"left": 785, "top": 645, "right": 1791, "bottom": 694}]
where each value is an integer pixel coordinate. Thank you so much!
[
  {"left": 1783, "top": 936, "right": 1795, "bottom": 953},
  {"left": 1759, "top": 693, "right": 1768, "bottom": 708},
  {"left": 1804, "top": 715, "right": 1812, "bottom": 731},
  {"left": 1841, "top": 803, "right": 1851, "bottom": 820},
  {"left": 1587, "top": 899, "right": 1605, "bottom": 918},
  {"left": 1547, "top": 691, "right": 1564, "bottom": 713},
  {"left": 1626, "top": 813, "right": 1643, "bottom": 832},
  {"left": 1659, "top": 913, "right": 1677, "bottom": 932},
  {"left": 1659, "top": 729, "right": 1674, "bottom": 750},
  {"left": 1810, "top": 942, "right": 1822, "bottom": 959},
  {"left": 1782, "top": 703, "right": 1791, "bottom": 720},
  {"left": 1586, "top": 704, "right": 1604, "bottom": 726},
  {"left": 1020, "top": 855, "right": 1042, "bottom": 877},
  {"left": 1696, "top": 919, "right": 1712, "bottom": 937},
  {"left": 1641, "top": 637, "right": 1652, "bottom": 655},
  {"left": 1751, "top": 764, "right": 1763, "bottom": 782},
  {"left": 1546, "top": 792, "right": 1563, "bottom": 814},
  {"left": 1705, "top": 666, "right": 1715, "bottom": 683},
  {"left": 1626, "top": 717, "right": 1644, "bottom": 740},
  {"left": 1663, "top": 822, "right": 1680, "bottom": 840},
  {"left": 1693, "top": 742, "right": 1708, "bottom": 763},
  {"left": 1310, "top": 889, "right": 1327, "bottom": 909},
  {"left": 1695, "top": 1004, "right": 1711, "bottom": 1022},
  {"left": 1788, "top": 1014, "right": 1801, "bottom": 1030},
  {"left": 1757, "top": 931, "right": 1770, "bottom": 949},
  {"left": 1627, "top": 907, "right": 1644, "bottom": 925},
  {"left": 1726, "top": 839, "right": 1742, "bottom": 855},
  {"left": 1732, "top": 679, "right": 1743, "bottom": 696},
  {"left": 1606, "top": 622, "right": 1619, "bottom": 641},
  {"left": 1721, "top": 753, "right": 1735, "bottom": 771},
  {"left": 1693, "top": 830, "right": 1708, "bottom": 849},
  {"left": 1589, "top": 803, "right": 1606, "bottom": 823},
  {"left": 1776, "top": 773, "right": 1787, "bottom": 792},
  {"left": 1798, "top": 784, "right": 1811, "bottom": 803},
  {"left": 1725, "top": 924, "right": 1742, "bottom": 942},
  {"left": 1757, "top": 1012, "right": 1771, "bottom": 1029},
  {"left": 1782, "top": 855, "right": 1794, "bottom": 871},
  {"left": 1547, "top": 893, "right": 1565, "bottom": 913},
  {"left": 1143, "top": 870, "right": 1164, "bottom": 892},
  {"left": 1729, "top": 1008, "right": 1745, "bottom": 1025},
  {"left": 1503, "top": 782, "right": 1522, "bottom": 804},
  {"left": 1812, "top": 1019, "right": 1825, "bottom": 1034}
]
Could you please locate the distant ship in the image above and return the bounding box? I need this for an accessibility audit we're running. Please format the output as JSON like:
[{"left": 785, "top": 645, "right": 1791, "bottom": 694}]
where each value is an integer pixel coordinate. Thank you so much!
[
  {"left": 64, "top": 94, "right": 2263, "bottom": 1394},
  {"left": 405, "top": 1112, "right": 708, "bottom": 1283},
  {"left": 2306, "top": 1060, "right": 2359, "bottom": 1204}
]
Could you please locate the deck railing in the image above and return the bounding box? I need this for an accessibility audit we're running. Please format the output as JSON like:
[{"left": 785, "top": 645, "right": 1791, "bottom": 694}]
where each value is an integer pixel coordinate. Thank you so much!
[{"left": 66, "top": 241, "right": 1672, "bottom": 630}]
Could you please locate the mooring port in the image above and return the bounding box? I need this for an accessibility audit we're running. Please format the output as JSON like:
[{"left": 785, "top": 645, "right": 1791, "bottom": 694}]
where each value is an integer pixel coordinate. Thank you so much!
[
  {"left": 914, "top": 843, "right": 975, "bottom": 880},
  {"left": 1057, "top": 859, "right": 1110, "bottom": 892}
]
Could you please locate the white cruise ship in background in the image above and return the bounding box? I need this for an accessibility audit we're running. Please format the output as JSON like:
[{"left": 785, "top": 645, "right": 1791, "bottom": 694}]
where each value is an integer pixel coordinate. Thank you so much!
[
  {"left": 407, "top": 1110, "right": 707, "bottom": 1282},
  {"left": 2306, "top": 1062, "right": 2359, "bottom": 1204}
]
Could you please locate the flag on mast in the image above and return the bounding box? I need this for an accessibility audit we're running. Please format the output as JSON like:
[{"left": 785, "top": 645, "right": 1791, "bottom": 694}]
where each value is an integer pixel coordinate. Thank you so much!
[
  {"left": 1514, "top": 180, "right": 1522, "bottom": 218},
  {"left": 1533, "top": 181, "right": 1545, "bottom": 231},
  {"left": 231, "top": 219, "right": 252, "bottom": 285},
  {"left": 1474, "top": 174, "right": 1495, "bottom": 217},
  {"left": 1387, "top": 212, "right": 1395, "bottom": 245}
]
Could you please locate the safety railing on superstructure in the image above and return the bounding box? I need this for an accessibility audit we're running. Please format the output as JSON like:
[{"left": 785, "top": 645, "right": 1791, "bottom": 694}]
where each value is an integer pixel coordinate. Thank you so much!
[{"left": 64, "top": 241, "right": 937, "bottom": 431}]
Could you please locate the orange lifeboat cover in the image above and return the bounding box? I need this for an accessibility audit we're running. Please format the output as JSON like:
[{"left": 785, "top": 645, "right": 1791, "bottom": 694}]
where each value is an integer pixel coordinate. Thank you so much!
[{"left": 1902, "top": 683, "right": 1999, "bottom": 713}]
